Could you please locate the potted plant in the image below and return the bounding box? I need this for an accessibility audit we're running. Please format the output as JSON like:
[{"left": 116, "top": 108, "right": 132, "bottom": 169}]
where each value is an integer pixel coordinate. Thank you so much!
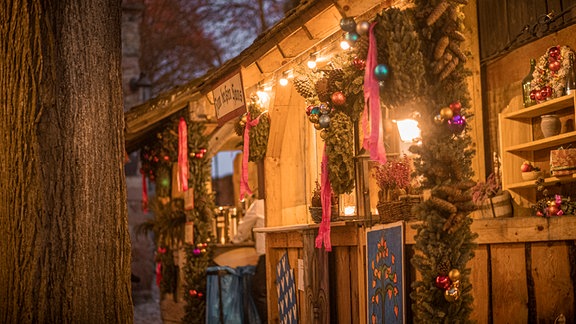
[
  {"left": 309, "top": 180, "right": 339, "bottom": 223},
  {"left": 373, "top": 155, "right": 420, "bottom": 222}
]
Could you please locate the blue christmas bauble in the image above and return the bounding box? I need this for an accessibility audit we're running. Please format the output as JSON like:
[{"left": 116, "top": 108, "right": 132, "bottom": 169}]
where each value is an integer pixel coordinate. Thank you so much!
[
  {"left": 319, "top": 114, "right": 331, "bottom": 128},
  {"left": 374, "top": 64, "right": 390, "bottom": 81},
  {"left": 340, "top": 17, "right": 356, "bottom": 32},
  {"left": 311, "top": 106, "right": 320, "bottom": 115},
  {"left": 344, "top": 32, "right": 360, "bottom": 44}
]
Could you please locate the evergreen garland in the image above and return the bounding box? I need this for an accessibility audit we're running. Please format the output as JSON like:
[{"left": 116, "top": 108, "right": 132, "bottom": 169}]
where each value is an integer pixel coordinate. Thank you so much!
[
  {"left": 323, "top": 111, "right": 355, "bottom": 195},
  {"left": 233, "top": 94, "right": 271, "bottom": 162},
  {"left": 183, "top": 121, "right": 216, "bottom": 324},
  {"left": 408, "top": 0, "right": 478, "bottom": 322},
  {"left": 355, "top": 7, "right": 426, "bottom": 109}
]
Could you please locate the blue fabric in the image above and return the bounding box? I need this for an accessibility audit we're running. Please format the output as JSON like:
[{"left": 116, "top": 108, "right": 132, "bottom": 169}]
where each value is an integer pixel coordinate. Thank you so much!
[{"left": 206, "top": 265, "right": 261, "bottom": 324}]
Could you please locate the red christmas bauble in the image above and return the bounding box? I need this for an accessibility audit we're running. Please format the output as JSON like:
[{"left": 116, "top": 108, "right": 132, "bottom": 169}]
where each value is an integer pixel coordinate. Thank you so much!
[
  {"left": 530, "top": 90, "right": 537, "bottom": 100},
  {"left": 449, "top": 101, "right": 462, "bottom": 114},
  {"left": 435, "top": 275, "right": 451, "bottom": 290},
  {"left": 545, "top": 86, "right": 553, "bottom": 97},
  {"left": 197, "top": 292, "right": 204, "bottom": 298},
  {"left": 331, "top": 91, "right": 346, "bottom": 106},
  {"left": 163, "top": 155, "right": 170, "bottom": 161},
  {"left": 540, "top": 89, "right": 548, "bottom": 99},
  {"left": 352, "top": 57, "right": 366, "bottom": 70},
  {"left": 306, "top": 105, "right": 314, "bottom": 116},
  {"left": 549, "top": 60, "right": 561, "bottom": 72},
  {"left": 189, "top": 290, "right": 197, "bottom": 296},
  {"left": 535, "top": 90, "right": 543, "bottom": 101},
  {"left": 548, "top": 205, "right": 559, "bottom": 216},
  {"left": 196, "top": 152, "right": 203, "bottom": 158},
  {"left": 549, "top": 46, "right": 560, "bottom": 59}
]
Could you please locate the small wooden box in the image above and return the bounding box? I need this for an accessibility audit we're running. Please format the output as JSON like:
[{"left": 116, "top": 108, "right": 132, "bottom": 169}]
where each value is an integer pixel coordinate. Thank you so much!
[{"left": 550, "top": 148, "right": 576, "bottom": 176}]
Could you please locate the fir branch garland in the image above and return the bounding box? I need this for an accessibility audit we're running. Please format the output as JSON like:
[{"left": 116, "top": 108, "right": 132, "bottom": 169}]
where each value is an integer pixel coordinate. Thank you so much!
[{"left": 323, "top": 111, "right": 355, "bottom": 195}]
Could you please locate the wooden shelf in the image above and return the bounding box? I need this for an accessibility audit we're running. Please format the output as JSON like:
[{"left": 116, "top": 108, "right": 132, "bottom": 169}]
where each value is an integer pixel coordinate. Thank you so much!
[
  {"left": 506, "top": 173, "right": 576, "bottom": 189},
  {"left": 503, "top": 94, "right": 574, "bottom": 119},
  {"left": 505, "top": 131, "right": 576, "bottom": 152}
]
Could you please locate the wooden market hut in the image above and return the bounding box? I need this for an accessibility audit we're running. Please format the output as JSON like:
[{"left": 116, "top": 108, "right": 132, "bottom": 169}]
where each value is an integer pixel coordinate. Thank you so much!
[{"left": 125, "top": 0, "right": 576, "bottom": 322}]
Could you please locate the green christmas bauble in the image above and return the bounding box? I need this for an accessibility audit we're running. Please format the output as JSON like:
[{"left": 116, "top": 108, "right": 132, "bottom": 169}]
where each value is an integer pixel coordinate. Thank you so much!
[
  {"left": 344, "top": 32, "right": 360, "bottom": 44},
  {"left": 374, "top": 64, "right": 390, "bottom": 81}
]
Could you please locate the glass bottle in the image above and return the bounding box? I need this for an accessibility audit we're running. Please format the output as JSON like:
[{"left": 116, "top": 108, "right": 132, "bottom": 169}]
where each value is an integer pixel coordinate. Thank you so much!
[
  {"left": 522, "top": 58, "right": 536, "bottom": 108},
  {"left": 565, "top": 53, "right": 576, "bottom": 95}
]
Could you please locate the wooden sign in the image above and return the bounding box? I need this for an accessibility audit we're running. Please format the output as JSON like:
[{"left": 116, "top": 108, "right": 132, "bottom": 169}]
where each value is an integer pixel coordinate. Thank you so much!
[{"left": 212, "top": 70, "right": 246, "bottom": 126}]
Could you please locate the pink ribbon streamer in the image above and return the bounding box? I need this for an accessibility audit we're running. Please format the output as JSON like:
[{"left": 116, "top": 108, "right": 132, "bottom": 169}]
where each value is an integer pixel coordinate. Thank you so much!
[
  {"left": 362, "top": 22, "right": 387, "bottom": 164},
  {"left": 178, "top": 117, "right": 189, "bottom": 192},
  {"left": 240, "top": 113, "right": 260, "bottom": 200},
  {"left": 142, "top": 173, "right": 148, "bottom": 213},
  {"left": 155, "top": 262, "right": 162, "bottom": 287},
  {"left": 315, "top": 146, "right": 332, "bottom": 251}
]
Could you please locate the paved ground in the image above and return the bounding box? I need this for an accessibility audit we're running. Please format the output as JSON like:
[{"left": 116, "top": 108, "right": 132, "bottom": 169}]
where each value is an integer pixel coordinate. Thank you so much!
[{"left": 133, "top": 280, "right": 162, "bottom": 324}]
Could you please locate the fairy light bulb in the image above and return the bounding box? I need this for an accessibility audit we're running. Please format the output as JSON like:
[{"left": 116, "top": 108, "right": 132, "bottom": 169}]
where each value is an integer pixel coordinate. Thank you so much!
[
  {"left": 340, "top": 40, "right": 351, "bottom": 50},
  {"left": 307, "top": 54, "right": 317, "bottom": 69}
]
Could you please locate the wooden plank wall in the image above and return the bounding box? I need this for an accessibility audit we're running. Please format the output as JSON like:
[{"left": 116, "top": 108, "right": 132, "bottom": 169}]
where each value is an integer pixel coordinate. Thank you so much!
[
  {"left": 478, "top": 0, "right": 576, "bottom": 62},
  {"left": 266, "top": 227, "right": 576, "bottom": 323}
]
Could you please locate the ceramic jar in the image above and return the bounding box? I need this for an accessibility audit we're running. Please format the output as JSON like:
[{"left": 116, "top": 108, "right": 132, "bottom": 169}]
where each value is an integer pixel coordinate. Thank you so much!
[{"left": 541, "top": 114, "right": 561, "bottom": 138}]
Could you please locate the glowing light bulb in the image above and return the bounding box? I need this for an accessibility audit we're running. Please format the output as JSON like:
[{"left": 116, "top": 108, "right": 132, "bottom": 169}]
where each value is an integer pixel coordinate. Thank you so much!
[
  {"left": 279, "top": 77, "right": 288, "bottom": 86},
  {"left": 396, "top": 118, "right": 421, "bottom": 143},
  {"left": 307, "top": 54, "right": 317, "bottom": 69},
  {"left": 340, "top": 40, "right": 351, "bottom": 50}
]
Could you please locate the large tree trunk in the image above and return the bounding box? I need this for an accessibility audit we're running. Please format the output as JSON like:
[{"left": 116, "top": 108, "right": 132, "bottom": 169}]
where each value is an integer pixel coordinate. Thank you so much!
[{"left": 0, "top": 1, "right": 133, "bottom": 322}]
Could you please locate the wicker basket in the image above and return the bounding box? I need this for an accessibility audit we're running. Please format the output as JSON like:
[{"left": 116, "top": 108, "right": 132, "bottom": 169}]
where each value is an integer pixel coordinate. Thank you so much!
[
  {"left": 376, "top": 195, "right": 421, "bottom": 223},
  {"left": 309, "top": 206, "right": 339, "bottom": 223}
]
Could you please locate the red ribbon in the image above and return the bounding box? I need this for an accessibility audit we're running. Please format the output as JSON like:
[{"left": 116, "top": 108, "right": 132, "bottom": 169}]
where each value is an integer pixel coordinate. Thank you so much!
[
  {"left": 155, "top": 262, "right": 162, "bottom": 287},
  {"left": 178, "top": 117, "right": 189, "bottom": 192},
  {"left": 362, "top": 22, "right": 387, "bottom": 164},
  {"left": 142, "top": 173, "right": 148, "bottom": 213},
  {"left": 315, "top": 146, "right": 332, "bottom": 251},
  {"left": 240, "top": 113, "right": 260, "bottom": 200}
]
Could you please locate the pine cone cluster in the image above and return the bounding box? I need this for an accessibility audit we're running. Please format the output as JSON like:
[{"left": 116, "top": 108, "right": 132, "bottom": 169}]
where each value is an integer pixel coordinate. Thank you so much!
[{"left": 293, "top": 75, "right": 317, "bottom": 100}]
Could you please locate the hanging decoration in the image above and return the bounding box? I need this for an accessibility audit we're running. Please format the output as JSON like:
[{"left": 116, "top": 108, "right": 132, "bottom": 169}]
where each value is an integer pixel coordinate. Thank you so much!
[
  {"left": 315, "top": 146, "right": 332, "bottom": 251},
  {"left": 178, "top": 117, "right": 189, "bottom": 192},
  {"left": 396, "top": 0, "right": 477, "bottom": 322},
  {"left": 234, "top": 94, "right": 271, "bottom": 200},
  {"left": 136, "top": 117, "right": 215, "bottom": 324},
  {"left": 531, "top": 45, "right": 575, "bottom": 101},
  {"left": 362, "top": 22, "right": 387, "bottom": 164}
]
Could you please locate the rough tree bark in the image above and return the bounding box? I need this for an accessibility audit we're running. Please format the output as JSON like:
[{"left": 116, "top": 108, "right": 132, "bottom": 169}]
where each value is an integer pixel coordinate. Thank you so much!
[{"left": 0, "top": 0, "right": 133, "bottom": 322}]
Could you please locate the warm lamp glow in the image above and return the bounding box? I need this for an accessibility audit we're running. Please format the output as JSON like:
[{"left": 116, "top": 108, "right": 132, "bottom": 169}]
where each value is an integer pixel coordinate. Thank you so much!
[
  {"left": 256, "top": 90, "right": 270, "bottom": 108},
  {"left": 307, "top": 54, "right": 317, "bottom": 69},
  {"left": 279, "top": 77, "right": 288, "bottom": 86},
  {"left": 396, "top": 118, "right": 421, "bottom": 143},
  {"left": 340, "top": 40, "right": 351, "bottom": 50},
  {"left": 344, "top": 206, "right": 356, "bottom": 216}
]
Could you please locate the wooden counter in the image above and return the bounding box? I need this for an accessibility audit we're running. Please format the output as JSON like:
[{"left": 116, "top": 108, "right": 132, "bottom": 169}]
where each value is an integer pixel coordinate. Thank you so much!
[{"left": 258, "top": 216, "right": 576, "bottom": 323}]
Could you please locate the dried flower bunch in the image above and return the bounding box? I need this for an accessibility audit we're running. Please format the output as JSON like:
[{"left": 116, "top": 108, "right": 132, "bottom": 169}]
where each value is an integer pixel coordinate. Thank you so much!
[
  {"left": 373, "top": 155, "right": 413, "bottom": 202},
  {"left": 470, "top": 173, "right": 502, "bottom": 205}
]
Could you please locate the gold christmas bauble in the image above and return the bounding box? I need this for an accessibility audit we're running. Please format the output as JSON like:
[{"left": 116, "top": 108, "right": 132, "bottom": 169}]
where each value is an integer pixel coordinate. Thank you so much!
[
  {"left": 444, "top": 286, "right": 460, "bottom": 302},
  {"left": 440, "top": 107, "right": 454, "bottom": 120},
  {"left": 448, "top": 269, "right": 461, "bottom": 281},
  {"left": 314, "top": 123, "right": 322, "bottom": 130}
]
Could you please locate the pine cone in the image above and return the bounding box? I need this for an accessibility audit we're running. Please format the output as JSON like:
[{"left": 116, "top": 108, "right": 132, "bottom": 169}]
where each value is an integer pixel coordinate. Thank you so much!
[
  {"left": 328, "top": 69, "right": 345, "bottom": 93},
  {"left": 315, "top": 77, "right": 330, "bottom": 102},
  {"left": 437, "top": 257, "right": 451, "bottom": 276},
  {"left": 293, "top": 76, "right": 316, "bottom": 99}
]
